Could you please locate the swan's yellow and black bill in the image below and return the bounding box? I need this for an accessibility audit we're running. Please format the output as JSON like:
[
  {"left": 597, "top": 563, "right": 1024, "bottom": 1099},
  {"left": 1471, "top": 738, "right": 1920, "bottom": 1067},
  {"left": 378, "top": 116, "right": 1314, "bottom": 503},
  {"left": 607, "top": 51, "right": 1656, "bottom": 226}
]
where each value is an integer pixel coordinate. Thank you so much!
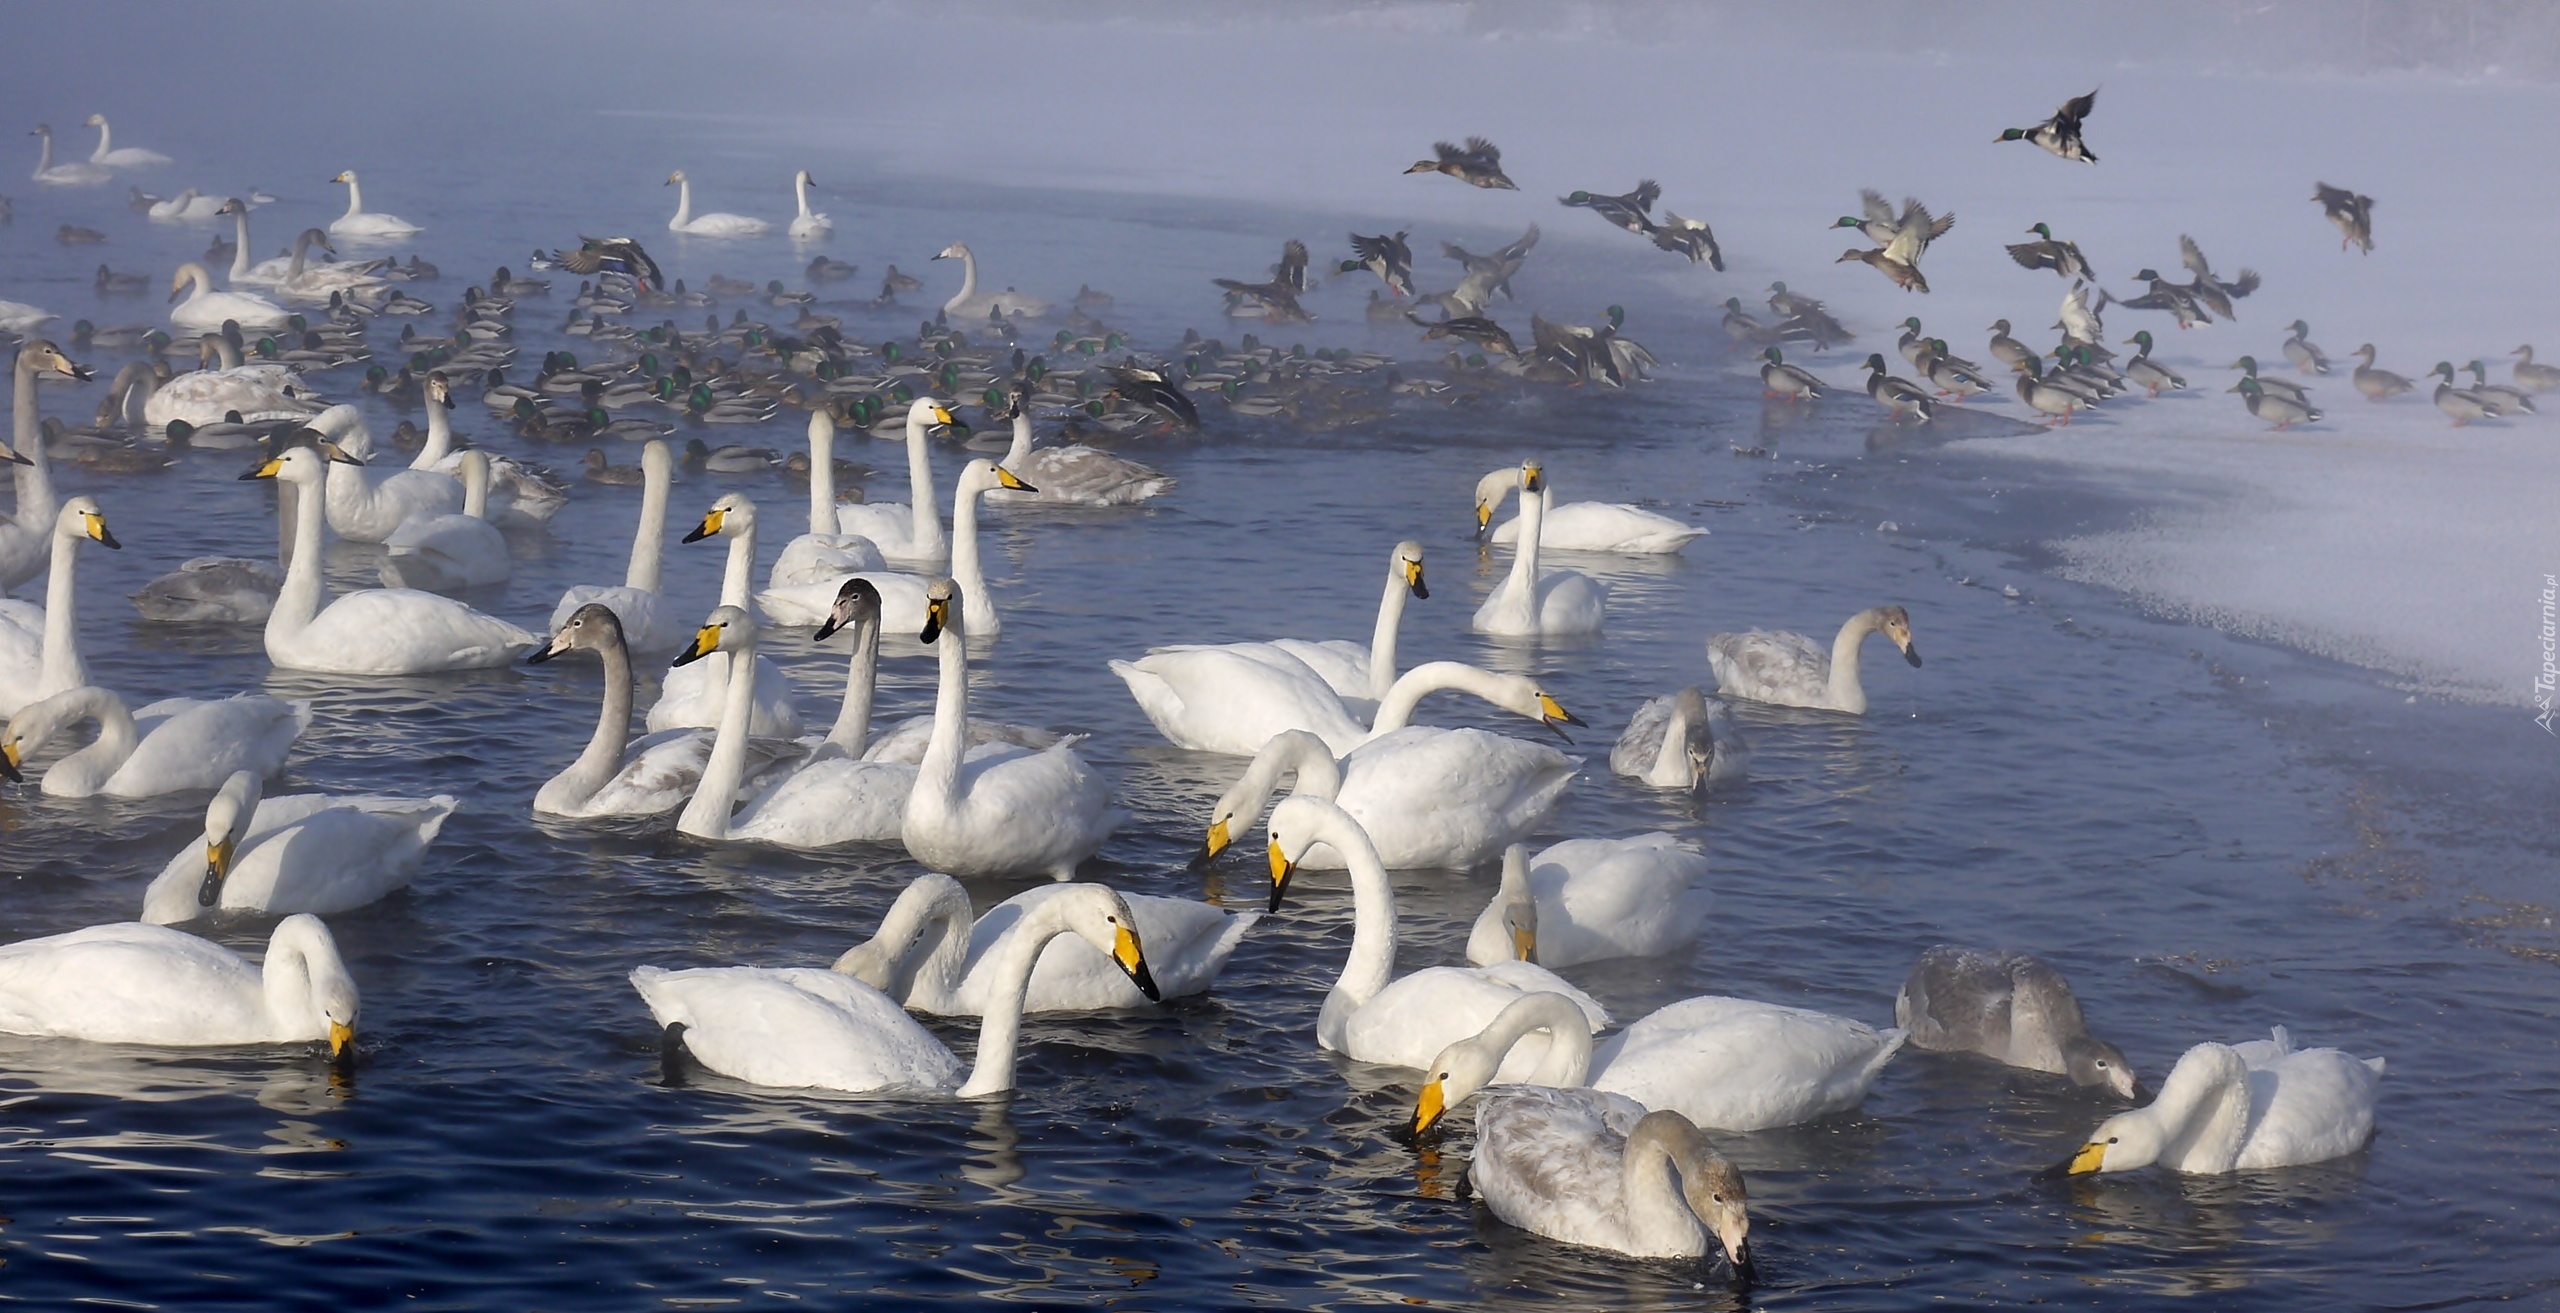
[
  {"left": 320, "top": 440, "right": 365, "bottom": 466},
  {"left": 83, "top": 510, "right": 120, "bottom": 550},
  {"left": 2064, "top": 1140, "right": 2108, "bottom": 1175},
  {"left": 1474, "top": 501, "right": 1494, "bottom": 533},
  {"left": 1413, "top": 1079, "right": 1447, "bottom": 1137},
  {"left": 1111, "top": 923, "right": 1161, "bottom": 1002},
  {"left": 198, "top": 836, "right": 236, "bottom": 908},
  {"left": 1537, "top": 693, "right": 1583, "bottom": 727},
  {"left": 994, "top": 465, "right": 1037, "bottom": 494},
  {"left": 328, "top": 1020, "right": 354, "bottom": 1060},
  {"left": 1203, "top": 818, "right": 1231, "bottom": 859},
  {"left": 682, "top": 507, "right": 725, "bottom": 543},
  {"left": 670, "top": 622, "right": 724, "bottom": 668},
  {"left": 1512, "top": 923, "right": 1536, "bottom": 964},
  {"left": 929, "top": 404, "right": 956, "bottom": 427},
  {"left": 1522, "top": 465, "right": 1546, "bottom": 494},
  {"left": 919, "top": 595, "right": 949, "bottom": 644},
  {"left": 1405, "top": 558, "right": 1429, "bottom": 599},
  {"left": 239, "top": 454, "right": 286, "bottom": 481},
  {"left": 1, "top": 741, "right": 22, "bottom": 784},
  {"left": 1266, "top": 841, "right": 1297, "bottom": 913}
]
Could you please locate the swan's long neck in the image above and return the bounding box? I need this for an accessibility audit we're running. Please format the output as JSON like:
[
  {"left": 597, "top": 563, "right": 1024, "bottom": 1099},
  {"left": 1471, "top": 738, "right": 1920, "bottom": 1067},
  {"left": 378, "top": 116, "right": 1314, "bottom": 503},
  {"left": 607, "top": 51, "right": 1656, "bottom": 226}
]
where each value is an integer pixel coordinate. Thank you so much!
[
  {"left": 1481, "top": 992, "right": 1598, "bottom": 1087},
  {"left": 904, "top": 417, "right": 944, "bottom": 558},
  {"left": 718, "top": 520, "right": 755, "bottom": 609},
  {"left": 259, "top": 919, "right": 345, "bottom": 1043},
  {"left": 824, "top": 614, "right": 880, "bottom": 752},
  {"left": 32, "top": 129, "right": 51, "bottom": 176},
  {"left": 214, "top": 334, "right": 244, "bottom": 371},
  {"left": 287, "top": 232, "right": 315, "bottom": 280},
  {"left": 1216, "top": 730, "right": 1342, "bottom": 838},
  {"left": 954, "top": 895, "right": 1075, "bottom": 1098},
  {"left": 51, "top": 686, "right": 138, "bottom": 791},
  {"left": 13, "top": 356, "right": 58, "bottom": 523},
  {"left": 913, "top": 604, "right": 973, "bottom": 823},
  {"left": 1365, "top": 568, "right": 1410, "bottom": 705},
  {"left": 38, "top": 525, "right": 84, "bottom": 693},
  {"left": 950, "top": 481, "right": 993, "bottom": 633},
  {"left": 1502, "top": 473, "right": 1545, "bottom": 620},
  {"left": 1620, "top": 1120, "right": 1712, "bottom": 1257},
  {"left": 558, "top": 632, "right": 637, "bottom": 809},
  {"left": 459, "top": 455, "right": 489, "bottom": 520},
  {"left": 628, "top": 451, "right": 669, "bottom": 593},
  {"left": 341, "top": 176, "right": 365, "bottom": 221},
  {"left": 1825, "top": 610, "right": 1878, "bottom": 714},
  {"left": 179, "top": 266, "right": 211, "bottom": 312},
  {"left": 1317, "top": 809, "right": 1401, "bottom": 1038},
  {"left": 88, "top": 119, "right": 112, "bottom": 163},
  {"left": 2150, "top": 1045, "right": 2252, "bottom": 1172},
  {"left": 1001, "top": 413, "right": 1033, "bottom": 468},
  {"left": 832, "top": 874, "right": 975, "bottom": 1003},
  {"left": 794, "top": 173, "right": 813, "bottom": 221},
  {"left": 677, "top": 637, "right": 761, "bottom": 839},
  {"left": 670, "top": 178, "right": 693, "bottom": 229},
  {"left": 413, "top": 399, "right": 454, "bottom": 469},
  {"left": 269, "top": 469, "right": 331, "bottom": 645},
  {"left": 1369, "top": 661, "right": 1504, "bottom": 735},
  {"left": 228, "top": 206, "right": 254, "bottom": 282},
  {"left": 806, "top": 416, "right": 836, "bottom": 535},
  {"left": 946, "top": 250, "right": 980, "bottom": 315},
  {"left": 1648, "top": 698, "right": 1697, "bottom": 786}
]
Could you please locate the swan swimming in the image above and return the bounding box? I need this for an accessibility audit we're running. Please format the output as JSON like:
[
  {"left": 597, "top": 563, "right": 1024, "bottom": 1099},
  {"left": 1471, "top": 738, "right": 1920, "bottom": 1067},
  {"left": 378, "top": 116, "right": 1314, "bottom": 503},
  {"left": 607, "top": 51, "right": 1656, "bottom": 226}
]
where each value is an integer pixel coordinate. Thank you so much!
[
  {"left": 0, "top": 341, "right": 90, "bottom": 596},
  {"left": 1608, "top": 687, "right": 1747, "bottom": 790},
  {"left": 304, "top": 405, "right": 465, "bottom": 542},
  {"left": 83, "top": 115, "right": 171, "bottom": 168},
  {"left": 1476, "top": 465, "right": 1705, "bottom": 555},
  {"left": 1706, "top": 604, "right": 1920, "bottom": 714},
  {"left": 551, "top": 438, "right": 690, "bottom": 654},
  {"left": 756, "top": 458, "right": 1030, "bottom": 634},
  {"left": 1461, "top": 1089, "right": 1753, "bottom": 1270},
  {"left": 664, "top": 170, "right": 772, "bottom": 237},
  {"left": 379, "top": 450, "right": 511, "bottom": 592},
  {"left": 0, "top": 497, "right": 118, "bottom": 716},
  {"left": 986, "top": 396, "right": 1172, "bottom": 508},
  {"left": 2, "top": 685, "right": 309, "bottom": 799},
  {"left": 717, "top": 580, "right": 925, "bottom": 848},
  {"left": 1464, "top": 837, "right": 1714, "bottom": 970},
  {"left": 141, "top": 770, "right": 456, "bottom": 925},
  {"left": 28, "top": 124, "right": 112, "bottom": 187},
  {"left": 833, "top": 398, "right": 954, "bottom": 564},
  {"left": 631, "top": 882, "right": 1158, "bottom": 1097},
  {"left": 328, "top": 170, "right": 422, "bottom": 239},
  {"left": 647, "top": 494, "right": 803, "bottom": 738},
  {"left": 2061, "top": 1027, "right": 2384, "bottom": 1174},
  {"left": 1896, "top": 946, "right": 2138, "bottom": 1097},
  {"left": 0, "top": 914, "right": 357, "bottom": 1058},
  {"left": 167, "top": 262, "right": 288, "bottom": 333},
  {"left": 765, "top": 410, "right": 886, "bottom": 591},
  {"left": 787, "top": 169, "right": 831, "bottom": 240},
  {"left": 1472, "top": 461, "right": 1607, "bottom": 637},
  {"left": 934, "top": 242, "right": 1051, "bottom": 320}
]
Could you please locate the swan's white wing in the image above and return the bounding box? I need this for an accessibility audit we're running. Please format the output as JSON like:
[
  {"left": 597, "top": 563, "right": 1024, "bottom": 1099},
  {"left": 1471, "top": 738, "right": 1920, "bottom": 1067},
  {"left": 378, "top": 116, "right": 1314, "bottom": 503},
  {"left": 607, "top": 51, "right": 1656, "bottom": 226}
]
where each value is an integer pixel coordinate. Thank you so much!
[
  {"left": 647, "top": 652, "right": 802, "bottom": 738},
  {"left": 995, "top": 445, "right": 1173, "bottom": 506},
  {"left": 1593, "top": 996, "right": 1905, "bottom": 1132},
  {"left": 727, "top": 755, "right": 914, "bottom": 848},
  {"left": 1322, "top": 727, "right": 1577, "bottom": 871},
  {"left": 1706, "top": 629, "right": 1833, "bottom": 707},
  {"left": 0, "top": 923, "right": 274, "bottom": 1045},
  {"left": 768, "top": 532, "right": 887, "bottom": 589},
  {"left": 630, "top": 965, "right": 958, "bottom": 1093},
  {"left": 915, "top": 744, "right": 1118, "bottom": 878},
  {"left": 2234, "top": 1036, "right": 2385, "bottom": 1169},
  {"left": 1339, "top": 964, "right": 1605, "bottom": 1074},
  {"left": 103, "top": 695, "right": 308, "bottom": 799},
  {"left": 1110, "top": 645, "right": 1368, "bottom": 756},
  {"left": 1490, "top": 501, "right": 1704, "bottom": 554},
  {"left": 1472, "top": 1086, "right": 1679, "bottom": 1257},
  {"left": 944, "top": 889, "right": 1257, "bottom": 1015},
  {"left": 550, "top": 585, "right": 687, "bottom": 655},
  {"left": 1264, "top": 639, "right": 1372, "bottom": 702},
  {"left": 280, "top": 589, "right": 535, "bottom": 675},
  {"left": 861, "top": 714, "right": 1061, "bottom": 766},
  {"left": 1526, "top": 835, "right": 1712, "bottom": 967}
]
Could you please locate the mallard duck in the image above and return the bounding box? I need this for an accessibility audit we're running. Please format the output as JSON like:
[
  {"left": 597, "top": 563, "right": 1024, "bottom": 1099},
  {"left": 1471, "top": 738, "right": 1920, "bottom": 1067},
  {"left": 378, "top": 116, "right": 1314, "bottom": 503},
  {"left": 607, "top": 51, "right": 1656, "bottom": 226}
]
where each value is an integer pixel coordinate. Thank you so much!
[
  {"left": 806, "top": 254, "right": 859, "bottom": 284},
  {"left": 2313, "top": 182, "right": 2374, "bottom": 254},
  {"left": 2176, "top": 235, "right": 2259, "bottom": 320},
  {"left": 1920, "top": 340, "right": 1994, "bottom": 401},
  {"left": 2238, "top": 376, "right": 2320, "bottom": 430},
  {"left": 2348, "top": 345, "right": 2414, "bottom": 401},
  {"left": 1758, "top": 347, "right": 1822, "bottom": 400},
  {"left": 1338, "top": 231, "right": 1414, "bottom": 297},
  {"left": 2228, "top": 356, "right": 2311, "bottom": 405},
  {"left": 2460, "top": 361, "right": 2537, "bottom": 415},
  {"left": 2428, "top": 362, "right": 2493, "bottom": 425},
  {"left": 1997, "top": 90, "right": 2098, "bottom": 162},
  {"left": 2282, "top": 321, "right": 2331, "bottom": 374},
  {"left": 2017, "top": 357, "right": 2095, "bottom": 425},
  {"left": 1215, "top": 240, "right": 1312, "bottom": 323},
  {"left": 2120, "top": 331, "right": 2186, "bottom": 396},
  {"left": 1838, "top": 197, "right": 1944, "bottom": 293},
  {"left": 2118, "top": 270, "right": 2210, "bottom": 328},
  {"left": 1649, "top": 212, "right": 1721, "bottom": 269},
  {"left": 1861, "top": 354, "right": 1933, "bottom": 422},
  {"left": 2512, "top": 346, "right": 2560, "bottom": 393},
  {"left": 1838, "top": 245, "right": 1926, "bottom": 294},
  {"left": 1986, "top": 320, "right": 2036, "bottom": 373},
  {"left": 1441, "top": 224, "right": 1538, "bottom": 302},
  {"left": 56, "top": 224, "right": 105, "bottom": 246},
  {"left": 2006, "top": 222, "right": 2095, "bottom": 279},
  {"left": 1558, "top": 180, "right": 1659, "bottom": 237},
  {"left": 539, "top": 236, "right": 662, "bottom": 290},
  {"left": 1409, "top": 312, "right": 1516, "bottom": 356},
  {"left": 1405, "top": 137, "right": 1515, "bottom": 189},
  {"left": 92, "top": 264, "right": 150, "bottom": 296},
  {"left": 1765, "top": 281, "right": 1825, "bottom": 319}
]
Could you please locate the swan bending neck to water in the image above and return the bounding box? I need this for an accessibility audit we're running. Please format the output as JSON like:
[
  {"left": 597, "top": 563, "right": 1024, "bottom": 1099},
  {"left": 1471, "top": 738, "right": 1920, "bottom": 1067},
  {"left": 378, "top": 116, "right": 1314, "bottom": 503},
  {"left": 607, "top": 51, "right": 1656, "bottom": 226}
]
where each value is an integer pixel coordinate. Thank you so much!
[
  {"left": 0, "top": 914, "right": 358, "bottom": 1056},
  {"left": 1705, "top": 605, "right": 1920, "bottom": 714},
  {"left": 2061, "top": 1027, "right": 2384, "bottom": 1175}
]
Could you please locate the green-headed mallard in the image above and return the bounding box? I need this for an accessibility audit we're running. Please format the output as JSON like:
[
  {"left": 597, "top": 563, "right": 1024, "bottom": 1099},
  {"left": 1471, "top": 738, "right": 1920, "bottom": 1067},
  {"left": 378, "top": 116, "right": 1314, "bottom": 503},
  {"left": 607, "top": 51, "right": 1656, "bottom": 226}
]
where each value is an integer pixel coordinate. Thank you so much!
[
  {"left": 1895, "top": 316, "right": 1931, "bottom": 368},
  {"left": 1861, "top": 353, "right": 1933, "bottom": 423},
  {"left": 2429, "top": 362, "right": 2493, "bottom": 426},
  {"left": 1409, "top": 312, "right": 1517, "bottom": 357},
  {"left": 1997, "top": 90, "right": 2098, "bottom": 163},
  {"left": 2007, "top": 223, "right": 2096, "bottom": 280},
  {"left": 2313, "top": 183, "right": 2374, "bottom": 255},
  {"left": 1921, "top": 339, "right": 1994, "bottom": 401},
  {"left": 1759, "top": 346, "right": 1822, "bottom": 400},
  {"left": 2348, "top": 345, "right": 2413, "bottom": 401},
  {"left": 1216, "top": 239, "right": 1313, "bottom": 324},
  {"left": 1721, "top": 298, "right": 1778, "bottom": 347},
  {"left": 2238, "top": 376, "right": 2320, "bottom": 430},
  {"left": 2463, "top": 361, "right": 2537, "bottom": 416},
  {"left": 1650, "top": 212, "right": 1722, "bottom": 269},
  {"left": 2282, "top": 321, "right": 2331, "bottom": 374},
  {"left": 1406, "top": 137, "right": 1515, "bottom": 189},
  {"left": 1559, "top": 180, "right": 1660, "bottom": 237},
  {"left": 2120, "top": 331, "right": 2186, "bottom": 396},
  {"left": 2227, "top": 356, "right": 2312, "bottom": 405}
]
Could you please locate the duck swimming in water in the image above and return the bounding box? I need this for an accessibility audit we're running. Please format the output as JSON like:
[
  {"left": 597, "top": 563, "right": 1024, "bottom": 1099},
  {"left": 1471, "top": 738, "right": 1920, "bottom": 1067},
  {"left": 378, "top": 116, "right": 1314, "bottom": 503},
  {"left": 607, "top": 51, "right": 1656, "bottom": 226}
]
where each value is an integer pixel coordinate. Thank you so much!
[
  {"left": 1997, "top": 90, "right": 2098, "bottom": 163},
  {"left": 1405, "top": 137, "right": 1515, "bottom": 189}
]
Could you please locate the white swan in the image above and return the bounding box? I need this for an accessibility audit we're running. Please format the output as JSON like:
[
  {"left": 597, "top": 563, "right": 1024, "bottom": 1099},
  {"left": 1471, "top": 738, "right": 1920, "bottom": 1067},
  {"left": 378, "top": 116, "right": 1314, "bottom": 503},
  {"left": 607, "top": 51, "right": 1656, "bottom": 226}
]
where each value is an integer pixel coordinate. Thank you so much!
[
  {"left": 1465, "top": 837, "right": 1712, "bottom": 970},
  {"left": 166, "top": 262, "right": 288, "bottom": 333},
  {"left": 83, "top": 115, "right": 171, "bottom": 168},
  {"left": 327, "top": 170, "right": 421, "bottom": 239},
  {"left": 306, "top": 405, "right": 463, "bottom": 543},
  {"left": 1117, "top": 635, "right": 1577, "bottom": 758},
  {"left": 766, "top": 410, "right": 886, "bottom": 590},
  {"left": 408, "top": 374, "right": 567, "bottom": 530},
  {"left": 1203, "top": 723, "right": 1577, "bottom": 872},
  {"left": 2, "top": 685, "right": 308, "bottom": 799},
  {"left": 2062, "top": 1027, "right": 2384, "bottom": 1175},
  {"left": 0, "top": 497, "right": 116, "bottom": 716},
  {"left": 756, "top": 458, "right": 1028, "bottom": 633},
  {"left": 142, "top": 770, "right": 456, "bottom": 925},
  {"left": 834, "top": 398, "right": 952, "bottom": 564},
  {"left": 987, "top": 402, "right": 1173, "bottom": 507},
  {"left": 0, "top": 914, "right": 357, "bottom": 1057},
  {"left": 146, "top": 188, "right": 225, "bottom": 222},
  {"left": 246, "top": 446, "right": 538, "bottom": 674},
  {"left": 527, "top": 604, "right": 731, "bottom": 818},
  {"left": 631, "top": 882, "right": 1158, "bottom": 1096},
  {"left": 551, "top": 438, "right": 689, "bottom": 653},
  {"left": 664, "top": 170, "right": 771, "bottom": 237},
  {"left": 718, "top": 581, "right": 922, "bottom": 847},
  {"left": 787, "top": 169, "right": 831, "bottom": 239},
  {"left": 221, "top": 198, "right": 300, "bottom": 287},
  {"left": 1896, "top": 946, "right": 2138, "bottom": 1097},
  {"left": 380, "top": 450, "right": 509, "bottom": 592},
  {"left": 934, "top": 242, "right": 1051, "bottom": 320},
  {"left": 902, "top": 578, "right": 1119, "bottom": 879},
  {"left": 1706, "top": 604, "right": 1920, "bottom": 714},
  {"left": 1477, "top": 466, "right": 1705, "bottom": 555},
  {"left": 1414, "top": 989, "right": 1907, "bottom": 1137},
  {"left": 646, "top": 494, "right": 801, "bottom": 738},
  {"left": 0, "top": 341, "right": 86, "bottom": 595},
  {"left": 1260, "top": 540, "right": 1423, "bottom": 708},
  {"left": 1608, "top": 687, "right": 1747, "bottom": 790},
  {"left": 1265, "top": 795, "right": 1607, "bottom": 1075},
  {"left": 835, "top": 870, "right": 1258, "bottom": 1015},
  {"left": 28, "top": 124, "right": 112, "bottom": 187},
  {"left": 1458, "top": 1085, "right": 1754, "bottom": 1272},
  {"left": 0, "top": 301, "right": 55, "bottom": 334},
  {"left": 1472, "top": 461, "right": 1607, "bottom": 637},
  {"left": 141, "top": 336, "right": 315, "bottom": 428},
  {"left": 657, "top": 605, "right": 831, "bottom": 841}
]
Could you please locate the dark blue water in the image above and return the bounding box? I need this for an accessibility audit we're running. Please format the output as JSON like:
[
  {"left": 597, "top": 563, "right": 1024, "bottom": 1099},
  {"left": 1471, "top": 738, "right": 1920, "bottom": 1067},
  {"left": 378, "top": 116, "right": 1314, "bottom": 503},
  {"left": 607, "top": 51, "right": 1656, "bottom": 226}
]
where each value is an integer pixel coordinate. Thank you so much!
[{"left": 5, "top": 18, "right": 2559, "bottom": 1310}]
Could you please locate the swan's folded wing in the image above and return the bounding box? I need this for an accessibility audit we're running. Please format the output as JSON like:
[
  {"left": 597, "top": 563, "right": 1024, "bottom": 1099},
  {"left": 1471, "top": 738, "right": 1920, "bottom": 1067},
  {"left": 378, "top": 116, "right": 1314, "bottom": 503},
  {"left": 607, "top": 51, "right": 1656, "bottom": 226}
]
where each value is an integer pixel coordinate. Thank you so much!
[
  {"left": 2236, "top": 1043, "right": 2384, "bottom": 1169},
  {"left": 630, "top": 965, "right": 958, "bottom": 1093}
]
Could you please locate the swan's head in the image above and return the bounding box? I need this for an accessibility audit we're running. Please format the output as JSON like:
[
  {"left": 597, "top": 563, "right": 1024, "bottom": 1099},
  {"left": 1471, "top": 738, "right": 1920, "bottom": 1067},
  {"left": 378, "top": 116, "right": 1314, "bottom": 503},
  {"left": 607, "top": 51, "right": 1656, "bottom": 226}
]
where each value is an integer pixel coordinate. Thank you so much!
[
  {"left": 1264, "top": 793, "right": 1361, "bottom": 913},
  {"left": 811, "top": 576, "right": 883, "bottom": 643},
  {"left": 918, "top": 577, "right": 961, "bottom": 644},
  {"left": 1392, "top": 540, "right": 1427, "bottom": 598},
  {"left": 796, "top": 169, "right": 816, "bottom": 187},
  {"left": 426, "top": 371, "right": 451, "bottom": 409},
  {"left": 641, "top": 438, "right": 673, "bottom": 479},
  {"left": 529, "top": 602, "right": 626, "bottom": 666},
  {"left": 672, "top": 605, "right": 753, "bottom": 669},
  {"left": 1490, "top": 844, "right": 1537, "bottom": 962},
  {"left": 956, "top": 457, "right": 1035, "bottom": 499},
  {"left": 29, "top": 124, "right": 49, "bottom": 139},
  {"left": 1472, "top": 467, "right": 1520, "bottom": 531},
  {"left": 331, "top": 170, "right": 357, "bottom": 185},
  {"left": 664, "top": 170, "right": 687, "bottom": 186},
  {"left": 1412, "top": 1025, "right": 1514, "bottom": 1137},
  {"left": 1648, "top": 1114, "right": 1753, "bottom": 1282},
  {"left": 271, "top": 914, "right": 360, "bottom": 1059},
  {"left": 0, "top": 687, "right": 112, "bottom": 780},
  {"left": 2061, "top": 1105, "right": 2167, "bottom": 1175},
  {"left": 197, "top": 770, "right": 262, "bottom": 908},
  {"left": 1046, "top": 884, "right": 1160, "bottom": 1002},
  {"left": 1519, "top": 459, "right": 1546, "bottom": 496},
  {"left": 1196, "top": 730, "right": 1334, "bottom": 866},
  {"left": 2063, "top": 1035, "right": 2141, "bottom": 1100},
  {"left": 1870, "top": 605, "right": 1921, "bottom": 667},
  {"left": 58, "top": 495, "right": 119, "bottom": 550},
  {"left": 238, "top": 441, "right": 354, "bottom": 489},
  {"left": 17, "top": 338, "right": 93, "bottom": 382},
  {"left": 216, "top": 196, "right": 246, "bottom": 217},
  {"left": 933, "top": 243, "right": 970, "bottom": 261},
  {"left": 83, "top": 114, "right": 106, "bottom": 128},
  {"left": 907, "top": 396, "right": 957, "bottom": 434},
  {"left": 682, "top": 492, "right": 755, "bottom": 544}
]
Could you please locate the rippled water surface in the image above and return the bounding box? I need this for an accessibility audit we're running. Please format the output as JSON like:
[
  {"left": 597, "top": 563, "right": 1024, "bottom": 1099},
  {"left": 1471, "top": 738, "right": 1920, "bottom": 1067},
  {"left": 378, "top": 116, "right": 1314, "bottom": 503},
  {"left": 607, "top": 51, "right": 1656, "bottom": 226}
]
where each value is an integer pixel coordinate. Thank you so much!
[{"left": 5, "top": 60, "right": 2559, "bottom": 1313}]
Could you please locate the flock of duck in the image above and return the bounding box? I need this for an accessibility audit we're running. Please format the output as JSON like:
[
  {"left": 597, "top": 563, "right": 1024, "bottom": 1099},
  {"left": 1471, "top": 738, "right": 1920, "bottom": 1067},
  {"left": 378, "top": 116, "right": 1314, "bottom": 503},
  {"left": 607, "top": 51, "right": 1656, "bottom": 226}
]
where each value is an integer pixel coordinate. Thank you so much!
[{"left": 0, "top": 95, "right": 2436, "bottom": 1281}]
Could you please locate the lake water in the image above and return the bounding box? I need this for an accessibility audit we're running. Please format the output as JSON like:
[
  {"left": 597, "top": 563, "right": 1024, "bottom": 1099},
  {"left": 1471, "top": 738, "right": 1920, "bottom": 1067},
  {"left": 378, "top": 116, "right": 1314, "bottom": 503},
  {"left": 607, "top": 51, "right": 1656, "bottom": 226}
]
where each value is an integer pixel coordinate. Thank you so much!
[{"left": 4, "top": 18, "right": 2559, "bottom": 1309}]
